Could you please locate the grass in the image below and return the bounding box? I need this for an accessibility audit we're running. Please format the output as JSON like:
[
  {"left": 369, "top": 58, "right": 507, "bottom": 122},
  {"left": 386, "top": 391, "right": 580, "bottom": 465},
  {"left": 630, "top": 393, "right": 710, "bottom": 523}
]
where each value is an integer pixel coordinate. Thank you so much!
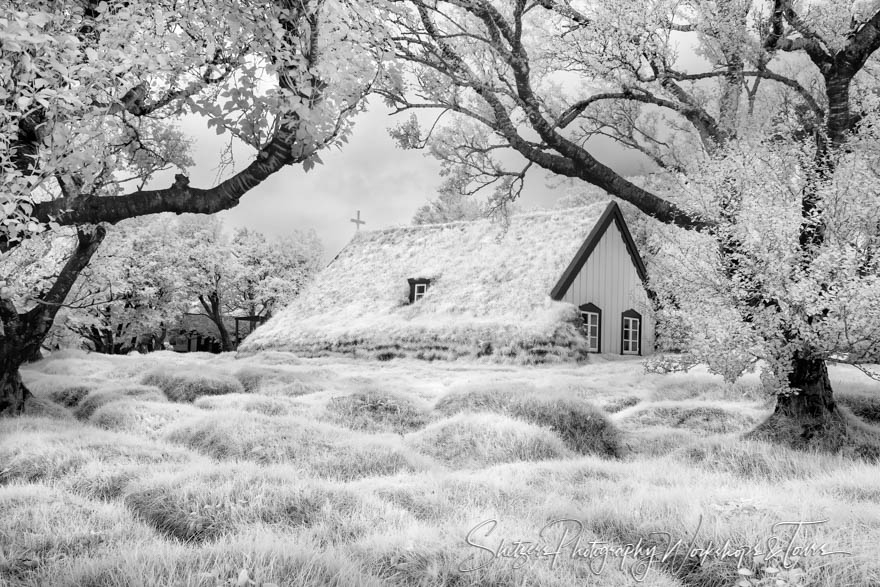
[
  {"left": 3, "top": 352, "right": 879, "bottom": 587},
  {"left": 164, "top": 411, "right": 429, "bottom": 481},
  {"left": 407, "top": 413, "right": 572, "bottom": 468},
  {"left": 141, "top": 368, "right": 244, "bottom": 402},
  {"left": 327, "top": 389, "right": 430, "bottom": 433},
  {"left": 435, "top": 385, "right": 623, "bottom": 457},
  {"left": 73, "top": 383, "right": 166, "bottom": 420}
]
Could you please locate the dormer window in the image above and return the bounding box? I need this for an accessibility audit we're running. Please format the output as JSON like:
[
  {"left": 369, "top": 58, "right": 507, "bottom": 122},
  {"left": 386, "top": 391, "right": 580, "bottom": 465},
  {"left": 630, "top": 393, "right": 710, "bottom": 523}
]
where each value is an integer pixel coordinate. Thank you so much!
[{"left": 408, "top": 278, "right": 431, "bottom": 303}]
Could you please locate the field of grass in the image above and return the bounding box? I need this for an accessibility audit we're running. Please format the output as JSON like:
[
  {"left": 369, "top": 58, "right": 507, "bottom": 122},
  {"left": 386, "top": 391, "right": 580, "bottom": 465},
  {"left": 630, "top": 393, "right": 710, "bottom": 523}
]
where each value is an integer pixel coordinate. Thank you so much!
[{"left": 2, "top": 350, "right": 880, "bottom": 586}]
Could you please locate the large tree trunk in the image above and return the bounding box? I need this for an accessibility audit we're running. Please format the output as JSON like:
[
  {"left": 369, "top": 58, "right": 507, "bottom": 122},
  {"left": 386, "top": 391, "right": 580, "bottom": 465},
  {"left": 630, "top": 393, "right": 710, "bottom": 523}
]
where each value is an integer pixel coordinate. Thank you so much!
[
  {"left": 750, "top": 353, "right": 848, "bottom": 450},
  {"left": 0, "top": 227, "right": 106, "bottom": 415}
]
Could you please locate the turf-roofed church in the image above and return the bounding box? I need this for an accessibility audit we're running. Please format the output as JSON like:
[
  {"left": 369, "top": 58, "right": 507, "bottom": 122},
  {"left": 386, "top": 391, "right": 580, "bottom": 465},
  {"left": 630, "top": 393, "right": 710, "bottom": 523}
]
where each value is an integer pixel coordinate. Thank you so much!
[{"left": 239, "top": 201, "right": 654, "bottom": 362}]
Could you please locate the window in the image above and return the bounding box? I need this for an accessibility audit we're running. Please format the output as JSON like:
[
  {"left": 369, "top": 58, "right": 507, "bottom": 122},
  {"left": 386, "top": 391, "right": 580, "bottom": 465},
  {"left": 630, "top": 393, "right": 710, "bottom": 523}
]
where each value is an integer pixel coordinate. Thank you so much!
[
  {"left": 414, "top": 283, "right": 427, "bottom": 301},
  {"left": 579, "top": 303, "right": 602, "bottom": 353},
  {"left": 621, "top": 309, "right": 641, "bottom": 355},
  {"left": 407, "top": 278, "right": 431, "bottom": 303}
]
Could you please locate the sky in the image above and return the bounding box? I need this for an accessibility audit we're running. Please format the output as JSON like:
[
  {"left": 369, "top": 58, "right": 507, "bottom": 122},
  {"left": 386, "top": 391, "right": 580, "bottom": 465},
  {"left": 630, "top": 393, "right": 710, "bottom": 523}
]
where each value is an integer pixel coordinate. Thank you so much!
[{"left": 176, "top": 98, "right": 650, "bottom": 261}]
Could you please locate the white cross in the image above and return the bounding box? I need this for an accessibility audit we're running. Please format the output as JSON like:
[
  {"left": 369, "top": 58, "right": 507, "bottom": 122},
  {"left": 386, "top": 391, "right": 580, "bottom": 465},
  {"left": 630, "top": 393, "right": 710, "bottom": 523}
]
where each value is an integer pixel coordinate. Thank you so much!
[{"left": 350, "top": 210, "right": 366, "bottom": 231}]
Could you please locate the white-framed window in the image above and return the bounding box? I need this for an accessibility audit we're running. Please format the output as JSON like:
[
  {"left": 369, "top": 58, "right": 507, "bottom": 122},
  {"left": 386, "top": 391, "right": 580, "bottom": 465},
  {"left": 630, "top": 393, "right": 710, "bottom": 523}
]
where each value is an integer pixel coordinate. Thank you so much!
[
  {"left": 622, "top": 313, "right": 640, "bottom": 355},
  {"left": 414, "top": 282, "right": 427, "bottom": 301},
  {"left": 408, "top": 278, "right": 431, "bottom": 303}
]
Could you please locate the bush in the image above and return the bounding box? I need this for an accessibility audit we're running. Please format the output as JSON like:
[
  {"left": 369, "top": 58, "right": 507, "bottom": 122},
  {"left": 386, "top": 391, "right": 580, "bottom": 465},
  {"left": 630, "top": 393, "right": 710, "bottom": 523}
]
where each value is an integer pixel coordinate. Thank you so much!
[
  {"left": 435, "top": 387, "right": 622, "bottom": 457},
  {"left": 74, "top": 384, "right": 166, "bottom": 420},
  {"left": 406, "top": 413, "right": 571, "bottom": 468},
  {"left": 327, "top": 390, "right": 430, "bottom": 433},
  {"left": 141, "top": 369, "right": 243, "bottom": 402}
]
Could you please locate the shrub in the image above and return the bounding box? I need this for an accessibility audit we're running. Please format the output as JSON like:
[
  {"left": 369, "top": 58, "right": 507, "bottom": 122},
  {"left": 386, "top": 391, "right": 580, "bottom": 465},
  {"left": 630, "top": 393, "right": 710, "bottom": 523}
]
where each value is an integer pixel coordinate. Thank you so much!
[
  {"left": 141, "top": 369, "right": 243, "bottom": 402},
  {"left": 327, "top": 390, "right": 430, "bottom": 433},
  {"left": 74, "top": 384, "right": 165, "bottom": 420},
  {"left": 406, "top": 413, "right": 571, "bottom": 468}
]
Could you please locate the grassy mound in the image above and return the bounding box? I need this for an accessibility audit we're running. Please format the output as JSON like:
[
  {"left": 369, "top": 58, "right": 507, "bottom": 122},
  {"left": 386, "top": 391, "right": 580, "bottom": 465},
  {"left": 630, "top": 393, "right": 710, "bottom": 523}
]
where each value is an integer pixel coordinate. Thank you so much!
[
  {"left": 123, "top": 465, "right": 399, "bottom": 544},
  {"left": 0, "top": 420, "right": 193, "bottom": 490},
  {"left": 193, "top": 393, "right": 307, "bottom": 416},
  {"left": 435, "top": 387, "right": 622, "bottom": 457},
  {"left": 406, "top": 413, "right": 571, "bottom": 468},
  {"left": 602, "top": 395, "right": 641, "bottom": 413},
  {"left": 141, "top": 369, "right": 243, "bottom": 402},
  {"left": 0, "top": 484, "right": 155, "bottom": 582},
  {"left": 621, "top": 402, "right": 758, "bottom": 434},
  {"left": 89, "top": 399, "right": 202, "bottom": 438},
  {"left": 73, "top": 384, "right": 166, "bottom": 420},
  {"left": 34, "top": 534, "right": 379, "bottom": 587},
  {"left": 327, "top": 390, "right": 430, "bottom": 433},
  {"left": 232, "top": 365, "right": 316, "bottom": 395},
  {"left": 165, "top": 412, "right": 427, "bottom": 481},
  {"left": 836, "top": 389, "right": 880, "bottom": 424}
]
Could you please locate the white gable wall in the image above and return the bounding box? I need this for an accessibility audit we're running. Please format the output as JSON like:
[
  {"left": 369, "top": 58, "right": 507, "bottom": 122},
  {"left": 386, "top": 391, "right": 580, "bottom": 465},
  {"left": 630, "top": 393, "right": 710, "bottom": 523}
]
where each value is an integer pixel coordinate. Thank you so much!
[{"left": 560, "top": 222, "right": 654, "bottom": 355}]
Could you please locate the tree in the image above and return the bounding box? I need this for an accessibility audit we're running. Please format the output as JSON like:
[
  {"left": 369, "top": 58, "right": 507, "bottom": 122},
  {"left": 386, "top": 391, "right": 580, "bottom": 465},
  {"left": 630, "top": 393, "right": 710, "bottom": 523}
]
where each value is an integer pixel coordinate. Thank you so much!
[
  {"left": 412, "top": 185, "right": 485, "bottom": 224},
  {"left": 228, "top": 226, "right": 323, "bottom": 319},
  {"left": 173, "top": 216, "right": 238, "bottom": 351},
  {"left": 380, "top": 0, "right": 880, "bottom": 450},
  {"left": 0, "top": 0, "right": 392, "bottom": 413},
  {"left": 61, "top": 216, "right": 184, "bottom": 354}
]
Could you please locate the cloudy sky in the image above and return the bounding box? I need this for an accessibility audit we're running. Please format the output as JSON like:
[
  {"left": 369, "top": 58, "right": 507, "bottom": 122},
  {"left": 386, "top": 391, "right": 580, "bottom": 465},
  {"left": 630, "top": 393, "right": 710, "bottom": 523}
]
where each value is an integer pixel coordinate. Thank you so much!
[{"left": 176, "top": 98, "right": 649, "bottom": 261}]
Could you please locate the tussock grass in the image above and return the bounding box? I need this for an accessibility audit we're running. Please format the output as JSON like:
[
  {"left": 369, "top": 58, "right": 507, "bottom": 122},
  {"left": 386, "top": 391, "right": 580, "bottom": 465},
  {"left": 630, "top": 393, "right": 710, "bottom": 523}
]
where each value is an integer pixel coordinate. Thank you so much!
[
  {"left": 0, "top": 483, "right": 155, "bottom": 582},
  {"left": 73, "top": 384, "right": 165, "bottom": 420},
  {"left": 89, "top": 399, "right": 202, "bottom": 438},
  {"left": 0, "top": 421, "right": 193, "bottom": 490},
  {"left": 675, "top": 438, "right": 853, "bottom": 481},
  {"left": 602, "top": 395, "right": 641, "bottom": 413},
  {"left": 35, "top": 534, "right": 381, "bottom": 587},
  {"left": 194, "top": 392, "right": 308, "bottom": 416},
  {"left": 407, "top": 413, "right": 571, "bottom": 468},
  {"left": 327, "top": 390, "right": 430, "bottom": 433},
  {"left": 436, "top": 386, "right": 623, "bottom": 457},
  {"left": 651, "top": 373, "right": 766, "bottom": 403},
  {"left": 620, "top": 401, "right": 759, "bottom": 434},
  {"left": 141, "top": 369, "right": 243, "bottom": 402},
  {"left": 836, "top": 388, "right": 880, "bottom": 424},
  {"left": 20, "top": 394, "right": 72, "bottom": 419},
  {"left": 232, "top": 365, "right": 317, "bottom": 395},
  {"left": 165, "top": 412, "right": 428, "bottom": 480},
  {"left": 123, "top": 464, "right": 410, "bottom": 544}
]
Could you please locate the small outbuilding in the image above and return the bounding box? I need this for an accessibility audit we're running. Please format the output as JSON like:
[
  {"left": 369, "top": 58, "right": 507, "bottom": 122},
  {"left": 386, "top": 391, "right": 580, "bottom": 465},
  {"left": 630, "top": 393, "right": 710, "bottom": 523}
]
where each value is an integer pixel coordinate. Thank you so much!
[{"left": 239, "top": 200, "right": 654, "bottom": 362}]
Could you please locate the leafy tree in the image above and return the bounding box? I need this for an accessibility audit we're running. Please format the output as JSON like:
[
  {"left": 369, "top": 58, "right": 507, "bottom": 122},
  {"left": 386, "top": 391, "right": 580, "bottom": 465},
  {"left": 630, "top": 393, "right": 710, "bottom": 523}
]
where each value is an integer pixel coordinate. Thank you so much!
[
  {"left": 381, "top": 0, "right": 880, "bottom": 450},
  {"left": 0, "top": 0, "right": 390, "bottom": 412},
  {"left": 412, "top": 186, "right": 485, "bottom": 224},
  {"left": 61, "top": 216, "right": 184, "bottom": 353},
  {"left": 228, "top": 226, "right": 323, "bottom": 319}
]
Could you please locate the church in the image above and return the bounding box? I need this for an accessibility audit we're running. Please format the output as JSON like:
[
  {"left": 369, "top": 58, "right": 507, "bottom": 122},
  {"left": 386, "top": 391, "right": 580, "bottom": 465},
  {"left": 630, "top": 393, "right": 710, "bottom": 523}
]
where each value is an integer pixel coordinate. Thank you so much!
[{"left": 239, "top": 201, "right": 654, "bottom": 362}]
